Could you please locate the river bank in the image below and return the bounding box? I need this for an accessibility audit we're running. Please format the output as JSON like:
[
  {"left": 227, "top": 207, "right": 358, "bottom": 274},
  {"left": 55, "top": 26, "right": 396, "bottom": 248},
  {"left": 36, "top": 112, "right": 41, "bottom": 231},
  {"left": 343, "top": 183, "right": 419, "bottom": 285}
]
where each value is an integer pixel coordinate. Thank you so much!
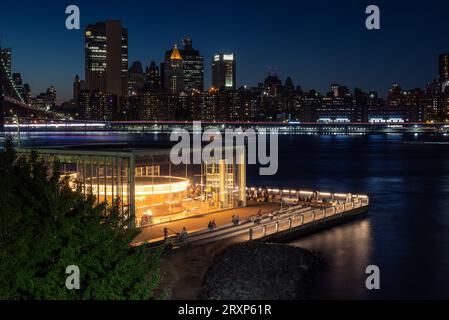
[
  {"left": 201, "top": 242, "right": 324, "bottom": 300},
  {"left": 157, "top": 239, "right": 240, "bottom": 299},
  {"left": 158, "top": 240, "right": 324, "bottom": 300}
]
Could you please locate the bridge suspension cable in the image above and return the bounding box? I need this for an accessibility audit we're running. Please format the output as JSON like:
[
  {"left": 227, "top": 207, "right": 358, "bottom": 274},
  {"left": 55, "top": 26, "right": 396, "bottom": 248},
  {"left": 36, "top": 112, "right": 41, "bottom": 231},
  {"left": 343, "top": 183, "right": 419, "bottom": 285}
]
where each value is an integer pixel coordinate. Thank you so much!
[{"left": 0, "top": 48, "right": 26, "bottom": 103}]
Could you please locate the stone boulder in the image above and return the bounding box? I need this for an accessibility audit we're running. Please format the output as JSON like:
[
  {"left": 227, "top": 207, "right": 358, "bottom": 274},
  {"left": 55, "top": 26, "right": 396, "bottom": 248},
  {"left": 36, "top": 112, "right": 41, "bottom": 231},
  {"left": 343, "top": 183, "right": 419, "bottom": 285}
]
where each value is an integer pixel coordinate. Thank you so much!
[{"left": 201, "top": 241, "right": 324, "bottom": 300}]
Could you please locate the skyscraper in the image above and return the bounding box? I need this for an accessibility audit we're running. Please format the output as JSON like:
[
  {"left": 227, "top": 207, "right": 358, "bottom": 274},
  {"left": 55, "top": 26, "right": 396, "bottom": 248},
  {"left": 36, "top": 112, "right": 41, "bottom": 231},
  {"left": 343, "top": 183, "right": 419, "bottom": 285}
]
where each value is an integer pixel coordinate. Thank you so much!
[
  {"left": 85, "top": 20, "right": 128, "bottom": 97},
  {"left": 46, "top": 86, "right": 57, "bottom": 107},
  {"left": 440, "top": 53, "right": 449, "bottom": 93},
  {"left": 163, "top": 39, "right": 203, "bottom": 92},
  {"left": 439, "top": 53, "right": 449, "bottom": 82},
  {"left": 264, "top": 73, "right": 282, "bottom": 96},
  {"left": 145, "top": 61, "right": 161, "bottom": 92},
  {"left": 79, "top": 89, "right": 117, "bottom": 121},
  {"left": 128, "top": 61, "right": 145, "bottom": 95},
  {"left": 164, "top": 44, "right": 184, "bottom": 94},
  {"left": 212, "top": 53, "right": 236, "bottom": 91},
  {"left": 179, "top": 38, "right": 204, "bottom": 91},
  {"left": 73, "top": 75, "right": 85, "bottom": 106}
]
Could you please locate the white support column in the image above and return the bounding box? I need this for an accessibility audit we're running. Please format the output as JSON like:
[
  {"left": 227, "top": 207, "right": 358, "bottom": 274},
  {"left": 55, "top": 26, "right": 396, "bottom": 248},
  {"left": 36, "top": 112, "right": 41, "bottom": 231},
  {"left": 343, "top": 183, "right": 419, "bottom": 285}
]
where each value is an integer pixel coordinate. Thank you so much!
[
  {"left": 129, "top": 153, "right": 136, "bottom": 229},
  {"left": 219, "top": 160, "right": 226, "bottom": 208},
  {"left": 237, "top": 146, "right": 246, "bottom": 207}
]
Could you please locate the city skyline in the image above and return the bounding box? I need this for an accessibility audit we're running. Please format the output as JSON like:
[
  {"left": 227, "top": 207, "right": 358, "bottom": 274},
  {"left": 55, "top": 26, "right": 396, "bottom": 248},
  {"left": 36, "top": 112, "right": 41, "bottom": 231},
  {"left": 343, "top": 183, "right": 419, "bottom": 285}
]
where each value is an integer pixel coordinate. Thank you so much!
[{"left": 1, "top": 0, "right": 449, "bottom": 103}]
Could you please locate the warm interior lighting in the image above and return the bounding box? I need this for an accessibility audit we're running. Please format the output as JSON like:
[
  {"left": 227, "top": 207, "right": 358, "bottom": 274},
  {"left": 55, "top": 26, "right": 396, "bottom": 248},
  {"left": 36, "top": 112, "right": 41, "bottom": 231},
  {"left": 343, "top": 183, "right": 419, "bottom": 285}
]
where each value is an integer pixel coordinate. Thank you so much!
[{"left": 92, "top": 177, "right": 188, "bottom": 196}]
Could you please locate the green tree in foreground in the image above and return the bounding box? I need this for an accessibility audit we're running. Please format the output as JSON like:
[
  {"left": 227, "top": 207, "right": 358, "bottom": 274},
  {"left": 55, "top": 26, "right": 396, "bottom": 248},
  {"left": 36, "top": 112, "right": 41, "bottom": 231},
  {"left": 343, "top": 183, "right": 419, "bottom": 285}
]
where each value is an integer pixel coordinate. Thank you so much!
[{"left": 0, "top": 137, "right": 162, "bottom": 299}]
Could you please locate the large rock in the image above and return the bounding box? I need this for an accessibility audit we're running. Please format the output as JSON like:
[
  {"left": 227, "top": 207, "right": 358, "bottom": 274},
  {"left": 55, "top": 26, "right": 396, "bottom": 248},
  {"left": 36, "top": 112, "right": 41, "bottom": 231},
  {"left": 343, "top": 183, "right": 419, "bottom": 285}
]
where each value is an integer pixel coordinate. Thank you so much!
[{"left": 201, "top": 242, "right": 324, "bottom": 300}]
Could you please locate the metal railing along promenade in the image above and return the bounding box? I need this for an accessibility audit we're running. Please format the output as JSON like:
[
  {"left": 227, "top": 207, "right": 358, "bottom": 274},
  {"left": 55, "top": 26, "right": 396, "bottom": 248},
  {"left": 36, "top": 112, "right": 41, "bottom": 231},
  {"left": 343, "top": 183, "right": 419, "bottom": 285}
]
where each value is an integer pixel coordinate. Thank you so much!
[
  {"left": 249, "top": 196, "right": 369, "bottom": 240},
  {"left": 143, "top": 192, "right": 369, "bottom": 248}
]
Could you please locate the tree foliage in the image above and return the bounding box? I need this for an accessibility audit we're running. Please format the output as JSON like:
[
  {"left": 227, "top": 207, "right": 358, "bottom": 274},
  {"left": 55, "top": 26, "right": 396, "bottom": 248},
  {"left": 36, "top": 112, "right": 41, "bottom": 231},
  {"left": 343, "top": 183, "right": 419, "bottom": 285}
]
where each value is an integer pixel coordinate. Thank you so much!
[{"left": 0, "top": 137, "right": 162, "bottom": 299}]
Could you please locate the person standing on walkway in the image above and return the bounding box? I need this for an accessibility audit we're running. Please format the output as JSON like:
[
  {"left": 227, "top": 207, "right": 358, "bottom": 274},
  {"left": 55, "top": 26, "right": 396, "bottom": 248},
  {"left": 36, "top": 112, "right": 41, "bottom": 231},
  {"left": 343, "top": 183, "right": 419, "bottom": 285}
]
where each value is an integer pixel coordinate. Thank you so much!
[
  {"left": 180, "top": 227, "right": 188, "bottom": 242},
  {"left": 164, "top": 227, "right": 169, "bottom": 241},
  {"left": 256, "top": 210, "right": 263, "bottom": 224}
]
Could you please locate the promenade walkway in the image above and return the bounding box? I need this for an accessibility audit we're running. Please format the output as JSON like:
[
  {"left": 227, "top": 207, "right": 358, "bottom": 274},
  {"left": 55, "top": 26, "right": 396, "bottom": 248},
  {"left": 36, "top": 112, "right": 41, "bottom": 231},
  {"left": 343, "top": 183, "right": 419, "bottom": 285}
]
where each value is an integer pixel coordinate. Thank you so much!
[{"left": 133, "top": 201, "right": 281, "bottom": 244}]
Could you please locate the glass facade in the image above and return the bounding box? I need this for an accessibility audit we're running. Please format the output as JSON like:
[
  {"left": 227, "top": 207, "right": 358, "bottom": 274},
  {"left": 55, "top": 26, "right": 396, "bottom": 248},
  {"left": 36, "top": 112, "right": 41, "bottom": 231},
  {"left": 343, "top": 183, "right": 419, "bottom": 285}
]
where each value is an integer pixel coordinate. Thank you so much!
[
  {"left": 18, "top": 149, "right": 134, "bottom": 226},
  {"left": 18, "top": 147, "right": 246, "bottom": 228},
  {"left": 212, "top": 53, "right": 236, "bottom": 91},
  {"left": 85, "top": 20, "right": 128, "bottom": 97}
]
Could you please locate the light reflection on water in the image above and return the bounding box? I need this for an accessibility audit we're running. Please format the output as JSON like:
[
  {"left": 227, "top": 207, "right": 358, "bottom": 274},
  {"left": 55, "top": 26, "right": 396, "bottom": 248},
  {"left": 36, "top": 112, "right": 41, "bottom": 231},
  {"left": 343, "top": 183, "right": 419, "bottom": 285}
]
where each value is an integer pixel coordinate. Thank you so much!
[{"left": 289, "top": 219, "right": 372, "bottom": 299}]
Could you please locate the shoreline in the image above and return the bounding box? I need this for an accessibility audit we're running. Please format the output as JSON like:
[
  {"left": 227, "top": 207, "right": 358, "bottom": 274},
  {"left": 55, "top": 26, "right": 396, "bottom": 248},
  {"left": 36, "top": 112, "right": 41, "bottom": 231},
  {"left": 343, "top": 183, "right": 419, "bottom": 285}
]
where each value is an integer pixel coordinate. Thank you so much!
[{"left": 157, "top": 240, "right": 325, "bottom": 300}]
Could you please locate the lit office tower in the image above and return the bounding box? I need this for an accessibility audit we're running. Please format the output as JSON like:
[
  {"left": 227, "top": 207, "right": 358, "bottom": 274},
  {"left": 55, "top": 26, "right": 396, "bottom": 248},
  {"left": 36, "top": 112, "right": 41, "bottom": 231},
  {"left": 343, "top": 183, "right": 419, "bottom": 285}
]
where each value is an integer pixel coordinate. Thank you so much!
[
  {"left": 212, "top": 53, "right": 236, "bottom": 91},
  {"left": 46, "top": 86, "right": 57, "bottom": 108},
  {"left": 0, "top": 48, "right": 11, "bottom": 78},
  {"left": 439, "top": 53, "right": 449, "bottom": 92},
  {"left": 440, "top": 53, "right": 449, "bottom": 81},
  {"left": 85, "top": 20, "right": 128, "bottom": 97},
  {"left": 164, "top": 44, "right": 184, "bottom": 94},
  {"left": 180, "top": 38, "right": 204, "bottom": 91}
]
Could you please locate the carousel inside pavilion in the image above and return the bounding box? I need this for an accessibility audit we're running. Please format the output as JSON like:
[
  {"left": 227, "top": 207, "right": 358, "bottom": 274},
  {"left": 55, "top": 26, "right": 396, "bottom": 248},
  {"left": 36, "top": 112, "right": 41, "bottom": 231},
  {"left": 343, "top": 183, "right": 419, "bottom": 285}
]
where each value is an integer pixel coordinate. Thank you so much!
[{"left": 18, "top": 144, "right": 247, "bottom": 228}]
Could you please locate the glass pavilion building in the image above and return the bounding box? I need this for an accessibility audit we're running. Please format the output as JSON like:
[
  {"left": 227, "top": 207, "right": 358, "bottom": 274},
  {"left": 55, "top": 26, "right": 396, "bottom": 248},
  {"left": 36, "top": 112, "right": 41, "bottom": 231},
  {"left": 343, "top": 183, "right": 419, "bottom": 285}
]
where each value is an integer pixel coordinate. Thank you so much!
[{"left": 18, "top": 145, "right": 246, "bottom": 228}]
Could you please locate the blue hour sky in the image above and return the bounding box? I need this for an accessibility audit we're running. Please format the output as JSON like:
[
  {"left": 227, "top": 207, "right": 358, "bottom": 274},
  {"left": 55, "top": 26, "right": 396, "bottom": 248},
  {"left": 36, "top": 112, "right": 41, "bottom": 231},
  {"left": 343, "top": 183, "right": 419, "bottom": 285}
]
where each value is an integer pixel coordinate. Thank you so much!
[{"left": 0, "top": 0, "right": 448, "bottom": 103}]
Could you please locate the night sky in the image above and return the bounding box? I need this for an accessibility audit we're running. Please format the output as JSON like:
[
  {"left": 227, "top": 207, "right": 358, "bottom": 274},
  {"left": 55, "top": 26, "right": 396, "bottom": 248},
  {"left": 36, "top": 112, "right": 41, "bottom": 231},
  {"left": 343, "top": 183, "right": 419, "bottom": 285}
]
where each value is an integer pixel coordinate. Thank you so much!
[{"left": 1, "top": 0, "right": 448, "bottom": 103}]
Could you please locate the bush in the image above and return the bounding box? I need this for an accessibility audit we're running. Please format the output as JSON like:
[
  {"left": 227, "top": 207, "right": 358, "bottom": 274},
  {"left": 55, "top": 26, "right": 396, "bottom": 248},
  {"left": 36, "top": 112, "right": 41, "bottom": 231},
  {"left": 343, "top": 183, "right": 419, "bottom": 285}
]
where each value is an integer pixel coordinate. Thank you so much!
[{"left": 0, "top": 137, "right": 162, "bottom": 299}]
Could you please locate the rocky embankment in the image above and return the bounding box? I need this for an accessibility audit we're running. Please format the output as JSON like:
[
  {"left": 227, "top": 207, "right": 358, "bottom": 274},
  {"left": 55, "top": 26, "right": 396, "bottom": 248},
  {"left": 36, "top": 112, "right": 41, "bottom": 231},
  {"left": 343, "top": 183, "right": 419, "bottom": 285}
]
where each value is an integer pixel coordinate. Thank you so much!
[{"left": 201, "top": 242, "right": 324, "bottom": 300}]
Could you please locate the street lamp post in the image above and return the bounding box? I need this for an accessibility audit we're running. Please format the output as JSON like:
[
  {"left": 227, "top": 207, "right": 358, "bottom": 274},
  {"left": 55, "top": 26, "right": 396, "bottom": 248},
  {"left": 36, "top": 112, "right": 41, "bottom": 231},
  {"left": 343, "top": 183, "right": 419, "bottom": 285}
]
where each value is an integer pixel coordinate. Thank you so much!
[{"left": 13, "top": 115, "right": 21, "bottom": 148}]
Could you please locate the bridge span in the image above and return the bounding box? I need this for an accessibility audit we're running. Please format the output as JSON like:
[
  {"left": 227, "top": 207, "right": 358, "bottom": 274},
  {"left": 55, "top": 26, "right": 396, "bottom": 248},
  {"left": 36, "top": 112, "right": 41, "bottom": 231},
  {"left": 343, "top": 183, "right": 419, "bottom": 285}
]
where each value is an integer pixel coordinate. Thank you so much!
[{"left": 1, "top": 47, "right": 52, "bottom": 130}]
